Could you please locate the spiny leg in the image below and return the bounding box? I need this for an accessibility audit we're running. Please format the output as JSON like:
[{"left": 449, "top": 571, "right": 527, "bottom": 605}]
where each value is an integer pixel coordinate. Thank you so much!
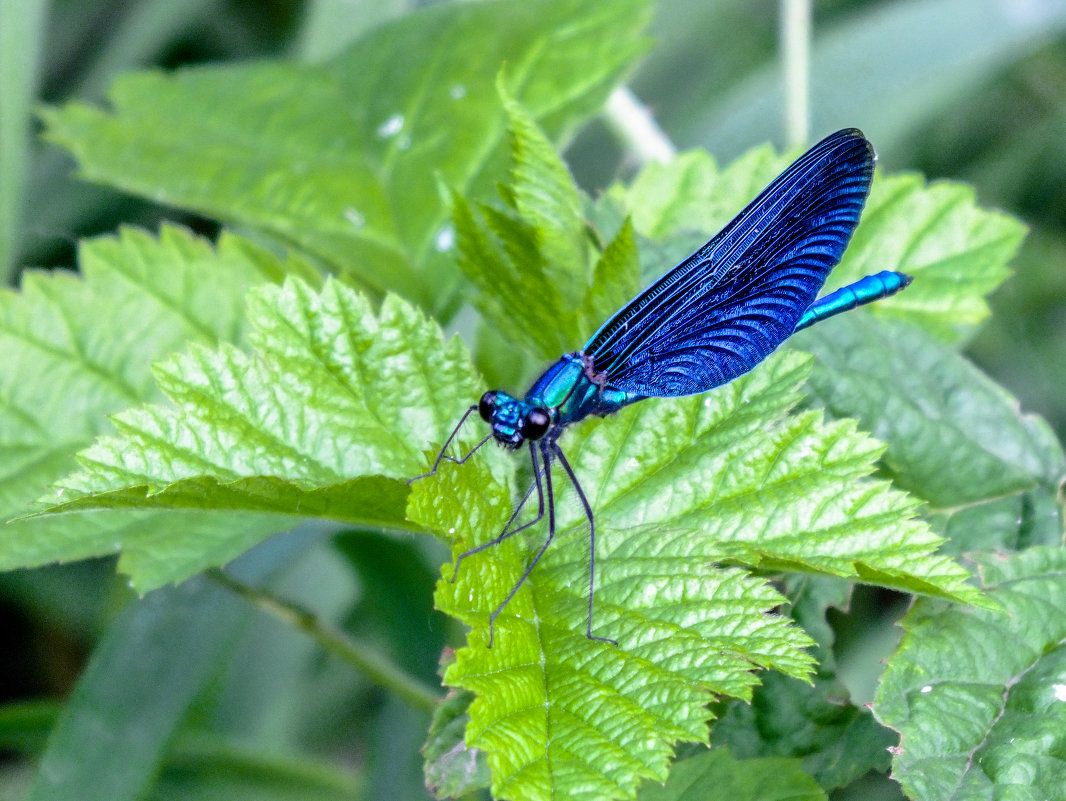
[
  {"left": 408, "top": 405, "right": 490, "bottom": 484},
  {"left": 487, "top": 440, "right": 558, "bottom": 648},
  {"left": 450, "top": 442, "right": 545, "bottom": 583},
  {"left": 553, "top": 443, "right": 617, "bottom": 646}
]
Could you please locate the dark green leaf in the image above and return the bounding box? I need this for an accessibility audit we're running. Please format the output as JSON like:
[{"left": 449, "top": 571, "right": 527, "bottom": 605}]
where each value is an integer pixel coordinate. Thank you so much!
[
  {"left": 710, "top": 673, "right": 895, "bottom": 792},
  {"left": 636, "top": 748, "right": 826, "bottom": 801},
  {"left": 876, "top": 547, "right": 1066, "bottom": 801},
  {"left": 423, "top": 689, "right": 490, "bottom": 799},
  {"left": 928, "top": 489, "right": 1064, "bottom": 558},
  {"left": 24, "top": 578, "right": 253, "bottom": 801},
  {"left": 799, "top": 316, "right": 1066, "bottom": 512},
  {"left": 0, "top": 700, "right": 60, "bottom": 754},
  {"left": 154, "top": 732, "right": 361, "bottom": 801},
  {"left": 710, "top": 574, "right": 897, "bottom": 792}
]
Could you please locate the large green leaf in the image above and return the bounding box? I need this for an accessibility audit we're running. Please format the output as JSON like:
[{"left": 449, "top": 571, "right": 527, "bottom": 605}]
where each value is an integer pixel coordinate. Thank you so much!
[
  {"left": 414, "top": 450, "right": 815, "bottom": 801},
  {"left": 41, "top": 0, "right": 653, "bottom": 319},
  {"left": 0, "top": 225, "right": 291, "bottom": 519},
  {"left": 0, "top": 226, "right": 304, "bottom": 584},
  {"left": 798, "top": 316, "right": 1066, "bottom": 544},
  {"left": 408, "top": 346, "right": 984, "bottom": 801},
  {"left": 875, "top": 547, "right": 1066, "bottom": 801},
  {"left": 26, "top": 269, "right": 985, "bottom": 798},
  {"left": 17, "top": 278, "right": 485, "bottom": 591}
]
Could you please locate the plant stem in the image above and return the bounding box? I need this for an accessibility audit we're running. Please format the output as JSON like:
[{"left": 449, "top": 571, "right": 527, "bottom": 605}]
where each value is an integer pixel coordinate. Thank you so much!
[
  {"left": 780, "top": 0, "right": 811, "bottom": 147},
  {"left": 0, "top": 0, "right": 47, "bottom": 285},
  {"left": 208, "top": 569, "right": 441, "bottom": 712},
  {"left": 603, "top": 86, "right": 677, "bottom": 166}
]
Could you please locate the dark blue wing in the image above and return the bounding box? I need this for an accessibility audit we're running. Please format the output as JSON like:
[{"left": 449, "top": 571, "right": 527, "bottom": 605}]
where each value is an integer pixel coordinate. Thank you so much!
[{"left": 583, "top": 128, "right": 874, "bottom": 398}]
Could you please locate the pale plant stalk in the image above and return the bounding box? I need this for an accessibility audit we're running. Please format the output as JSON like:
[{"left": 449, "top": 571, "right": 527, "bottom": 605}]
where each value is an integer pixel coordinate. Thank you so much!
[
  {"left": 781, "top": 0, "right": 812, "bottom": 147},
  {"left": 208, "top": 569, "right": 441, "bottom": 711},
  {"left": 603, "top": 86, "right": 677, "bottom": 166}
]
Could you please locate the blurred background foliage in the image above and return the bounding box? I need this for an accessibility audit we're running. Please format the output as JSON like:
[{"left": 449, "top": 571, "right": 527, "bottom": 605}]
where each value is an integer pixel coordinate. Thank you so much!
[{"left": 1, "top": 0, "right": 1064, "bottom": 799}]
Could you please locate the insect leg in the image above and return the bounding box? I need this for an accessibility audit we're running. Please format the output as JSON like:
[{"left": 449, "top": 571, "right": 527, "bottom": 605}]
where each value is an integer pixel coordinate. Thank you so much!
[
  {"left": 487, "top": 440, "right": 558, "bottom": 648},
  {"left": 553, "top": 443, "right": 617, "bottom": 645},
  {"left": 450, "top": 442, "right": 545, "bottom": 582},
  {"left": 408, "top": 405, "right": 490, "bottom": 484}
]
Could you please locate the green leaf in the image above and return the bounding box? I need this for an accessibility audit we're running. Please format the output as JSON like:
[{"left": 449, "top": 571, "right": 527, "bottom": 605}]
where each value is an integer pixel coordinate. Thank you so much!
[
  {"left": 43, "top": 476, "right": 407, "bottom": 527},
  {"left": 798, "top": 316, "right": 1066, "bottom": 514},
  {"left": 0, "top": 694, "right": 365, "bottom": 798},
  {"left": 709, "top": 673, "right": 895, "bottom": 792},
  {"left": 875, "top": 547, "right": 1066, "bottom": 801},
  {"left": 586, "top": 216, "right": 642, "bottom": 332},
  {"left": 929, "top": 489, "right": 1064, "bottom": 558},
  {"left": 564, "top": 351, "right": 986, "bottom": 606},
  {"left": 0, "top": 699, "right": 59, "bottom": 754},
  {"left": 407, "top": 349, "right": 984, "bottom": 800},
  {"left": 422, "top": 689, "right": 490, "bottom": 799},
  {"left": 709, "top": 576, "right": 897, "bottom": 792},
  {"left": 411, "top": 447, "right": 814, "bottom": 801},
  {"left": 785, "top": 574, "right": 853, "bottom": 664},
  {"left": 0, "top": 225, "right": 289, "bottom": 520},
  {"left": 454, "top": 96, "right": 641, "bottom": 362},
  {"left": 453, "top": 190, "right": 574, "bottom": 359},
  {"left": 609, "top": 146, "right": 789, "bottom": 244},
  {"left": 635, "top": 748, "right": 826, "bottom": 801},
  {"left": 4, "top": 510, "right": 296, "bottom": 592},
  {"left": 0, "top": 225, "right": 305, "bottom": 586},
  {"left": 41, "top": 0, "right": 653, "bottom": 318},
  {"left": 24, "top": 577, "right": 254, "bottom": 801},
  {"left": 22, "top": 278, "right": 485, "bottom": 591},
  {"left": 501, "top": 82, "right": 589, "bottom": 308}
]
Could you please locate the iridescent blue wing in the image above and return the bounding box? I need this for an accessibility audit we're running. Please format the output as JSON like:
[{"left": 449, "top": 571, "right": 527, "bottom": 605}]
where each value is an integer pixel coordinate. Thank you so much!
[{"left": 584, "top": 128, "right": 874, "bottom": 398}]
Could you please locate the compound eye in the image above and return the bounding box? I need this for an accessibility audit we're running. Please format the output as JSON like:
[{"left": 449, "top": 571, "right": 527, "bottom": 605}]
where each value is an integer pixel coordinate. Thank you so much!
[
  {"left": 520, "top": 408, "right": 551, "bottom": 441},
  {"left": 478, "top": 391, "right": 498, "bottom": 422}
]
